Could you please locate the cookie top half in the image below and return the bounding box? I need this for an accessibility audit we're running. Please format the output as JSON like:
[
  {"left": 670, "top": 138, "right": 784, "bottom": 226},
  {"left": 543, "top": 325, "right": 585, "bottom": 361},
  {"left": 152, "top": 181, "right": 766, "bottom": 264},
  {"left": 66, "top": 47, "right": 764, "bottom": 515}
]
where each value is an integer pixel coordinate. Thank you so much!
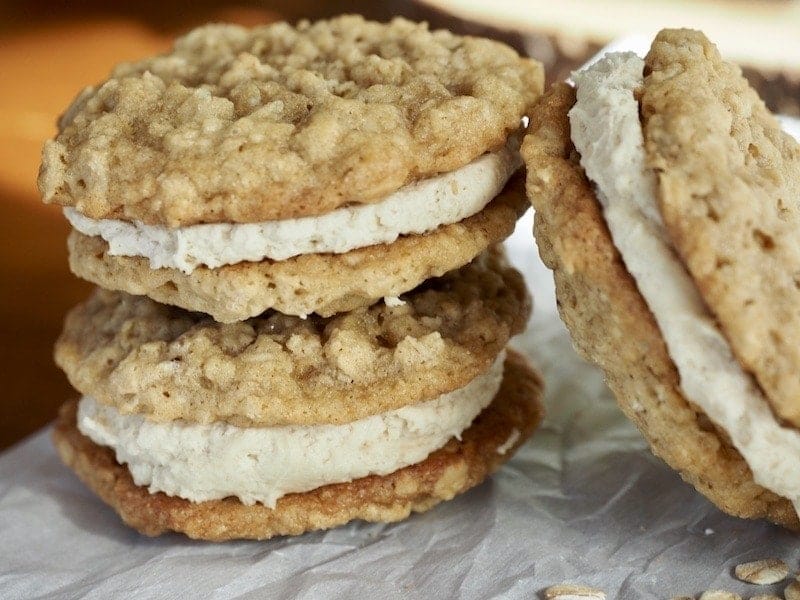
[
  {"left": 643, "top": 29, "right": 800, "bottom": 428},
  {"left": 39, "top": 15, "right": 543, "bottom": 227}
]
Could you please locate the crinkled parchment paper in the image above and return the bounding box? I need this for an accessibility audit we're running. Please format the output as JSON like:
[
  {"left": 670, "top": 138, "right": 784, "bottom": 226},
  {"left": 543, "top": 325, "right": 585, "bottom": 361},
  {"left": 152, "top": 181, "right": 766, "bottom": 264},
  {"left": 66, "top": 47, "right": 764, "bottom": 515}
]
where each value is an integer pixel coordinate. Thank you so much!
[{"left": 2, "top": 44, "right": 799, "bottom": 600}]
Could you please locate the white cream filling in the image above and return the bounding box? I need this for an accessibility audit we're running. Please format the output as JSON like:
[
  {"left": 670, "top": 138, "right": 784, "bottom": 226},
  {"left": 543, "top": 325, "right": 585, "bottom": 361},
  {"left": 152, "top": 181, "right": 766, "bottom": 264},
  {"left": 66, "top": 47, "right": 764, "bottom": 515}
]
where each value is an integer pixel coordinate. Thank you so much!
[
  {"left": 65, "top": 142, "right": 520, "bottom": 274},
  {"left": 77, "top": 351, "right": 506, "bottom": 508},
  {"left": 570, "top": 53, "right": 800, "bottom": 516}
]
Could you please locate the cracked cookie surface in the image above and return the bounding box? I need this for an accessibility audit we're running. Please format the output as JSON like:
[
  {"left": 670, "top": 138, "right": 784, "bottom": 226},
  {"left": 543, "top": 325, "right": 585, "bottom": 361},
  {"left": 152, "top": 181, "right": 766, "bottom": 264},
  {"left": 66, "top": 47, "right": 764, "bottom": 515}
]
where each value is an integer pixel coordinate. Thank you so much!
[
  {"left": 40, "top": 16, "right": 543, "bottom": 226},
  {"left": 522, "top": 83, "right": 799, "bottom": 531}
]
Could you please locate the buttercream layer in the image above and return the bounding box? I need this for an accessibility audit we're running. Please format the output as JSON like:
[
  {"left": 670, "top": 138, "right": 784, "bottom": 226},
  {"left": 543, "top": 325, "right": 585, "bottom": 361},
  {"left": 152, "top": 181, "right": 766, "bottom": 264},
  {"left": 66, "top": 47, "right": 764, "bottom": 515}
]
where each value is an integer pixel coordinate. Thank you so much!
[{"left": 52, "top": 350, "right": 544, "bottom": 540}]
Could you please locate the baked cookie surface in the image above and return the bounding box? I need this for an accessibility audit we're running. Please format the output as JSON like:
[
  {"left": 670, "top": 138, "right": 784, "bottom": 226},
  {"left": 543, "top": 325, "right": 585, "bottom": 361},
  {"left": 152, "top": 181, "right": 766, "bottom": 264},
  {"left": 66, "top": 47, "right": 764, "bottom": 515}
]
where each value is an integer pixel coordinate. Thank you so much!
[
  {"left": 643, "top": 29, "right": 800, "bottom": 428},
  {"left": 39, "top": 16, "right": 543, "bottom": 226},
  {"left": 66, "top": 174, "right": 528, "bottom": 322},
  {"left": 52, "top": 350, "right": 544, "bottom": 541},
  {"left": 522, "top": 83, "right": 799, "bottom": 531},
  {"left": 56, "top": 248, "right": 530, "bottom": 427}
]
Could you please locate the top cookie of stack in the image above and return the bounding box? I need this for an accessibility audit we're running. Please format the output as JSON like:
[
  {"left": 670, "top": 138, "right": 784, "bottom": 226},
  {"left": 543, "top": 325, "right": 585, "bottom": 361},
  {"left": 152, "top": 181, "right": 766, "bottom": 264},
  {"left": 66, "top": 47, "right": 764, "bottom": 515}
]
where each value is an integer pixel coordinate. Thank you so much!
[{"left": 40, "top": 15, "right": 543, "bottom": 322}]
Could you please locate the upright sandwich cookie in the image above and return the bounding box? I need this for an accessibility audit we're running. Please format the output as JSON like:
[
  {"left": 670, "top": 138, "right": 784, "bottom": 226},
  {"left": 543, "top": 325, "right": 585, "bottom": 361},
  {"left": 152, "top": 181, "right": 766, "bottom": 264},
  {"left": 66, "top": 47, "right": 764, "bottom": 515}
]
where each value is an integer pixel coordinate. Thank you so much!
[
  {"left": 523, "top": 29, "right": 800, "bottom": 529},
  {"left": 40, "top": 15, "right": 542, "bottom": 322},
  {"left": 44, "top": 16, "right": 546, "bottom": 540}
]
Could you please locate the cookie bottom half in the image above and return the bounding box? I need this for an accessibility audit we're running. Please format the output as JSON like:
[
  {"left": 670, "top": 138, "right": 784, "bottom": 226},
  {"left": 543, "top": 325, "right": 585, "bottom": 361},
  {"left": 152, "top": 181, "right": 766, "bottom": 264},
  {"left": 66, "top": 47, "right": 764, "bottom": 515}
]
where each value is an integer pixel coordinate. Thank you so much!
[{"left": 52, "top": 350, "right": 543, "bottom": 541}]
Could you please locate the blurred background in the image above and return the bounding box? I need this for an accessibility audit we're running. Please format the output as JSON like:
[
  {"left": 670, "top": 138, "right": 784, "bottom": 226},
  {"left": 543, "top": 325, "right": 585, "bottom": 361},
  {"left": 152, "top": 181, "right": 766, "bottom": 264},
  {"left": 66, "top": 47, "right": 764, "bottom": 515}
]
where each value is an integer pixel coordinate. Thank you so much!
[{"left": 1, "top": 0, "right": 798, "bottom": 450}]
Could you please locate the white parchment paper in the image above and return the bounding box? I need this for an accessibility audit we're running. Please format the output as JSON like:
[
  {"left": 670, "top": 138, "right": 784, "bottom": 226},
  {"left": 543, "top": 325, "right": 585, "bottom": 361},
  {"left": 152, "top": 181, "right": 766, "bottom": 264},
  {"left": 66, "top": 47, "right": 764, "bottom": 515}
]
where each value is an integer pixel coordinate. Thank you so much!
[{"left": 2, "top": 48, "right": 799, "bottom": 600}]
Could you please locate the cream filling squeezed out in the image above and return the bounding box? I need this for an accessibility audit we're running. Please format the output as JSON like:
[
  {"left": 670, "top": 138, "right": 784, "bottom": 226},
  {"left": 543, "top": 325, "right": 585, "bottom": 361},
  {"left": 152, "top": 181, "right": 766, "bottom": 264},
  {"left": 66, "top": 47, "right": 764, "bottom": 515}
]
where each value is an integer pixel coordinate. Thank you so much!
[
  {"left": 570, "top": 52, "right": 800, "bottom": 516},
  {"left": 77, "top": 351, "right": 506, "bottom": 508},
  {"left": 66, "top": 141, "right": 520, "bottom": 274}
]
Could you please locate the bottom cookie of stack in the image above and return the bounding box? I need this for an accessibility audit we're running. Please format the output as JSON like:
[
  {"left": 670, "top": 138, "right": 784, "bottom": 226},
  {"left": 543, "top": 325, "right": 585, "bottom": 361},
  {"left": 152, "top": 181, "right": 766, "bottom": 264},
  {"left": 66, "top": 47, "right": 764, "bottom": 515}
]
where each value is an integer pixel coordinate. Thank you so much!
[
  {"left": 52, "top": 250, "right": 544, "bottom": 540},
  {"left": 53, "top": 351, "right": 541, "bottom": 541}
]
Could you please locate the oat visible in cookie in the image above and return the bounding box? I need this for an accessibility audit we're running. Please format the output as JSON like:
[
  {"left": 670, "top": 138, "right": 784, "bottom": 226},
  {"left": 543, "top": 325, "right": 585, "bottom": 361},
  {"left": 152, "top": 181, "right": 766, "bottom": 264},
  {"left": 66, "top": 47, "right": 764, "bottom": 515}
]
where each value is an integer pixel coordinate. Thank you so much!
[
  {"left": 67, "top": 174, "right": 528, "bottom": 322},
  {"left": 521, "top": 83, "right": 800, "bottom": 530},
  {"left": 643, "top": 29, "right": 800, "bottom": 429},
  {"left": 40, "top": 16, "right": 543, "bottom": 226}
]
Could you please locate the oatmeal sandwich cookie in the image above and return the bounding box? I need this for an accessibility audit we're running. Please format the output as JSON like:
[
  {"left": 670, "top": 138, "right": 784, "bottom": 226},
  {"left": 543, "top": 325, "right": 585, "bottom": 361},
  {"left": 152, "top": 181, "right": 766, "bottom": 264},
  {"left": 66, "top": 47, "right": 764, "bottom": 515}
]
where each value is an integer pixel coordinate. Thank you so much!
[
  {"left": 41, "top": 15, "right": 543, "bottom": 321},
  {"left": 523, "top": 29, "right": 800, "bottom": 529},
  {"left": 52, "top": 251, "right": 544, "bottom": 540},
  {"left": 53, "top": 350, "right": 542, "bottom": 541}
]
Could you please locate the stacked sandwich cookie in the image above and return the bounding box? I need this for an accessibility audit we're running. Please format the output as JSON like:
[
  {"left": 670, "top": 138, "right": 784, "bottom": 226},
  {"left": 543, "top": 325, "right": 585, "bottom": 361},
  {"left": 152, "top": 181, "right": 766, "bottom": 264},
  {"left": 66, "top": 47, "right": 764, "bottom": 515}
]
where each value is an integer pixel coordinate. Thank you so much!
[
  {"left": 523, "top": 29, "right": 800, "bottom": 530},
  {"left": 42, "top": 16, "right": 546, "bottom": 540}
]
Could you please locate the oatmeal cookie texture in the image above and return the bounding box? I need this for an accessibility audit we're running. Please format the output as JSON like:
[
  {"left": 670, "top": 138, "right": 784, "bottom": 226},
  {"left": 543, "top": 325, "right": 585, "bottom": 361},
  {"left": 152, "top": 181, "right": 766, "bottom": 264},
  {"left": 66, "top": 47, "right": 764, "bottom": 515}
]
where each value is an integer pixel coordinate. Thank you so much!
[
  {"left": 521, "top": 83, "right": 799, "bottom": 530},
  {"left": 44, "top": 15, "right": 544, "bottom": 540},
  {"left": 643, "top": 29, "right": 800, "bottom": 429},
  {"left": 39, "top": 15, "right": 543, "bottom": 226},
  {"left": 52, "top": 351, "right": 544, "bottom": 541},
  {"left": 55, "top": 249, "right": 530, "bottom": 427},
  {"left": 66, "top": 173, "right": 528, "bottom": 321}
]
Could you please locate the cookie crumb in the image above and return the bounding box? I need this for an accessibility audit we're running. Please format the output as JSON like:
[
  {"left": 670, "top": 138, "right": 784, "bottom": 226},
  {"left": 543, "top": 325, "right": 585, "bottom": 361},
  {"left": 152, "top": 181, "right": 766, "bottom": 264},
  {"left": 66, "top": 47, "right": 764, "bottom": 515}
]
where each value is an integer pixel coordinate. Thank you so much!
[
  {"left": 698, "top": 592, "right": 741, "bottom": 600},
  {"left": 543, "top": 584, "right": 606, "bottom": 599},
  {"left": 704, "top": 528, "right": 715, "bottom": 536},
  {"left": 734, "top": 558, "right": 788, "bottom": 585},
  {"left": 785, "top": 578, "right": 800, "bottom": 600},
  {"left": 750, "top": 595, "right": 782, "bottom": 600}
]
